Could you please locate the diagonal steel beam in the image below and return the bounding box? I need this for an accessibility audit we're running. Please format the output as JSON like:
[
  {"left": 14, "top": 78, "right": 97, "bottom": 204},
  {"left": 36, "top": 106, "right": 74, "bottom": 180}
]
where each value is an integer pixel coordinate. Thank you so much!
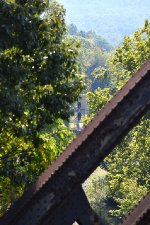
[
  {"left": 43, "top": 186, "right": 104, "bottom": 225},
  {"left": 120, "top": 192, "right": 150, "bottom": 225},
  {"left": 1, "top": 60, "right": 150, "bottom": 225}
]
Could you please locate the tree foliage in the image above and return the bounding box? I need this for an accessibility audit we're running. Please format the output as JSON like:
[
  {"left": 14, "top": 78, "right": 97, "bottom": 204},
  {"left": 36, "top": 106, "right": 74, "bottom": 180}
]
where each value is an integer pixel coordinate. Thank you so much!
[
  {"left": 84, "top": 167, "right": 114, "bottom": 225},
  {"left": 0, "top": 0, "right": 83, "bottom": 125},
  {"left": 67, "top": 30, "right": 111, "bottom": 92},
  {"left": 0, "top": 0, "right": 83, "bottom": 215},
  {"left": 68, "top": 24, "right": 112, "bottom": 51},
  {"left": 85, "top": 20, "right": 150, "bottom": 222}
]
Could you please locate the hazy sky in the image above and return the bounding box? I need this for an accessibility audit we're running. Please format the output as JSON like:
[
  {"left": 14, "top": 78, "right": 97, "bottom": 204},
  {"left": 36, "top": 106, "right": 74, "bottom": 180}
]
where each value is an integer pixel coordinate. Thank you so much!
[{"left": 57, "top": 0, "right": 150, "bottom": 45}]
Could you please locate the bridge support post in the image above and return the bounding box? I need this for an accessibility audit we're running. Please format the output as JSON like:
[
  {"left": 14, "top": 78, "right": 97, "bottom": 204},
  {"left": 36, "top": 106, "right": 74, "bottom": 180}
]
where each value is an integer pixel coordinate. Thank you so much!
[{"left": 43, "top": 186, "right": 104, "bottom": 225}]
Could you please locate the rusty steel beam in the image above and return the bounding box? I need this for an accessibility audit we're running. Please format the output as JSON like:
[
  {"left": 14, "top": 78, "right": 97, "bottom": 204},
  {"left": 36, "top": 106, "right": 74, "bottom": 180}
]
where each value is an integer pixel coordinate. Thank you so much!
[
  {"left": 120, "top": 192, "right": 150, "bottom": 225},
  {"left": 136, "top": 210, "right": 150, "bottom": 225},
  {"left": 1, "top": 59, "right": 150, "bottom": 225},
  {"left": 44, "top": 186, "right": 104, "bottom": 225}
]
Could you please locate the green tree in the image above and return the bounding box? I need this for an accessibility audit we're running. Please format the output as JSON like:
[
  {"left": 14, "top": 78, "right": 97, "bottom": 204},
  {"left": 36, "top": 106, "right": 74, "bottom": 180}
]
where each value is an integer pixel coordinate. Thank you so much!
[
  {"left": 105, "top": 22, "right": 150, "bottom": 219},
  {"left": 85, "top": 20, "right": 150, "bottom": 222},
  {"left": 0, "top": 0, "right": 83, "bottom": 215},
  {"left": 67, "top": 26, "right": 112, "bottom": 94},
  {"left": 84, "top": 167, "right": 114, "bottom": 225}
]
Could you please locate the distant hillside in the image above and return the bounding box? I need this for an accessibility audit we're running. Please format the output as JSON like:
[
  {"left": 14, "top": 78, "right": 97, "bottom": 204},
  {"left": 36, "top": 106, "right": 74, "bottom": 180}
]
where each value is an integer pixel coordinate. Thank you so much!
[
  {"left": 68, "top": 24, "right": 112, "bottom": 51},
  {"left": 67, "top": 28, "right": 111, "bottom": 91},
  {"left": 57, "top": 0, "right": 150, "bottom": 46}
]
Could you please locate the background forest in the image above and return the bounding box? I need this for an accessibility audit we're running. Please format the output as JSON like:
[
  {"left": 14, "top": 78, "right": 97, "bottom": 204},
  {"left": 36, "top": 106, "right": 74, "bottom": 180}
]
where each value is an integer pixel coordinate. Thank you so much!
[
  {"left": 58, "top": 0, "right": 150, "bottom": 46},
  {"left": 0, "top": 1, "right": 150, "bottom": 225}
]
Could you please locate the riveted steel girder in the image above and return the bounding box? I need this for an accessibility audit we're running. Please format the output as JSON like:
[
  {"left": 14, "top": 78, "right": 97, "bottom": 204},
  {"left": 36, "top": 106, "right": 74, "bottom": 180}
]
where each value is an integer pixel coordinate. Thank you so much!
[{"left": 1, "top": 60, "right": 150, "bottom": 225}]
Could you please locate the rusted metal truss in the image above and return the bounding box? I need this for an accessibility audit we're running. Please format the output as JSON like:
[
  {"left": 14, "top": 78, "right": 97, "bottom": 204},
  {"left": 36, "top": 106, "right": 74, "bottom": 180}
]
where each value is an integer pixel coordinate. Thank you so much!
[
  {"left": 120, "top": 192, "right": 150, "bottom": 225},
  {"left": 1, "top": 59, "right": 150, "bottom": 225}
]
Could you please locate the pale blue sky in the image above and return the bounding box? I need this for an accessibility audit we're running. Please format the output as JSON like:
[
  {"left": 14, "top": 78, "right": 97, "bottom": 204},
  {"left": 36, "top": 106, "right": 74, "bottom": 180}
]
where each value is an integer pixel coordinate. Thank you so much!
[{"left": 57, "top": 0, "right": 150, "bottom": 46}]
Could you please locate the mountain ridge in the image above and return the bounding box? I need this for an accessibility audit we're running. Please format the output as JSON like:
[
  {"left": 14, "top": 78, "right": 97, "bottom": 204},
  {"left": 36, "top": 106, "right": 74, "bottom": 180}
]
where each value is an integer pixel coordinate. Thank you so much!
[{"left": 57, "top": 0, "right": 150, "bottom": 46}]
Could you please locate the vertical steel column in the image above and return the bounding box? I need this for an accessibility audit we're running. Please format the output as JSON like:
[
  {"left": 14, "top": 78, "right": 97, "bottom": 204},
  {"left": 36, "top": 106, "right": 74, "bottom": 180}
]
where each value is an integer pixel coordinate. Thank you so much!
[{"left": 42, "top": 186, "right": 104, "bottom": 225}]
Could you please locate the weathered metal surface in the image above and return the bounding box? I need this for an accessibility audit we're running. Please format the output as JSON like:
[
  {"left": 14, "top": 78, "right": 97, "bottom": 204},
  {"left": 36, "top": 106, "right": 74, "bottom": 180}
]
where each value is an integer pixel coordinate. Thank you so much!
[
  {"left": 1, "top": 59, "right": 150, "bottom": 225},
  {"left": 120, "top": 192, "right": 150, "bottom": 225},
  {"left": 42, "top": 186, "right": 104, "bottom": 225},
  {"left": 136, "top": 209, "right": 150, "bottom": 225}
]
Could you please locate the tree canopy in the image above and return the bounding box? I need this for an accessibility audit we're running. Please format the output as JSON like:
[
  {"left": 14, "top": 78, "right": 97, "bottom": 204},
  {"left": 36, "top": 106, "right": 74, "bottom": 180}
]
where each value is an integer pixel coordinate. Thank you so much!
[
  {"left": 85, "top": 20, "right": 150, "bottom": 222},
  {"left": 0, "top": 0, "right": 83, "bottom": 216},
  {"left": 67, "top": 27, "right": 111, "bottom": 92}
]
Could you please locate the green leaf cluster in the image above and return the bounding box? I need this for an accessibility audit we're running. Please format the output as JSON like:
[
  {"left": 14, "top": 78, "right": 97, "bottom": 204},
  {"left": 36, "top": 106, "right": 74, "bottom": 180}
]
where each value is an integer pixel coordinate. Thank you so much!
[
  {"left": 85, "top": 20, "right": 150, "bottom": 222},
  {"left": 67, "top": 34, "right": 110, "bottom": 92},
  {"left": 84, "top": 167, "right": 115, "bottom": 224},
  {"left": 0, "top": 0, "right": 82, "bottom": 215}
]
